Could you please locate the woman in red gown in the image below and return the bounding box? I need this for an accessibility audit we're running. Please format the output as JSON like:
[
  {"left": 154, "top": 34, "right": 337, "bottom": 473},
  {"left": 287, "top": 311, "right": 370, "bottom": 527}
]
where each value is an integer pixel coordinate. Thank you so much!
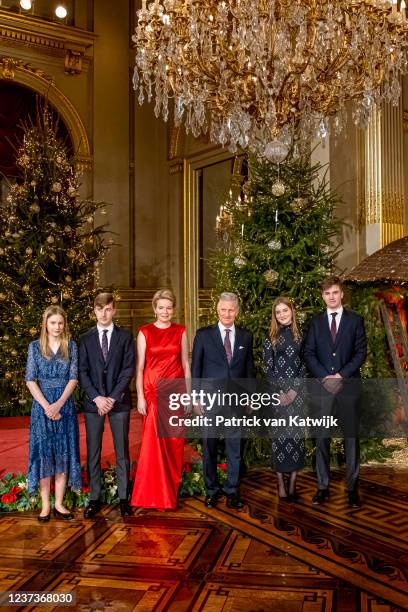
[{"left": 131, "top": 289, "right": 191, "bottom": 509}]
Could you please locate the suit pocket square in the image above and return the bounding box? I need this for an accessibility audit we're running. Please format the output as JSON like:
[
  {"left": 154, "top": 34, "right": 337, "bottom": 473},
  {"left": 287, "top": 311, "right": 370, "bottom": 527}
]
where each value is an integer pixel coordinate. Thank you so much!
[{"left": 239, "top": 346, "right": 245, "bottom": 350}]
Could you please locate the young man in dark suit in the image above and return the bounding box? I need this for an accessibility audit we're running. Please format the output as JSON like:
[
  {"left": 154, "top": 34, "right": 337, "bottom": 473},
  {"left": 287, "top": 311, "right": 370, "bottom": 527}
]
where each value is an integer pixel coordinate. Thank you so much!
[
  {"left": 191, "top": 292, "right": 254, "bottom": 510},
  {"left": 79, "top": 292, "right": 135, "bottom": 518},
  {"left": 304, "top": 276, "right": 367, "bottom": 508}
]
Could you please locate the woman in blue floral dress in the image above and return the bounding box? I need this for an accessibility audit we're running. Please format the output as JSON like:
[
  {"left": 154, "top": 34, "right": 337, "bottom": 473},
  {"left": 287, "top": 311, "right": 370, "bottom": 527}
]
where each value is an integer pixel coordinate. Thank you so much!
[{"left": 26, "top": 305, "right": 81, "bottom": 521}]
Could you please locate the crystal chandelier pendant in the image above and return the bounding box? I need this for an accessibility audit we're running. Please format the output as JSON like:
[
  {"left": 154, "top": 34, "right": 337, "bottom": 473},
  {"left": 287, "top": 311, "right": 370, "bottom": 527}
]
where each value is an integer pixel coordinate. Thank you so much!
[{"left": 133, "top": 0, "right": 408, "bottom": 151}]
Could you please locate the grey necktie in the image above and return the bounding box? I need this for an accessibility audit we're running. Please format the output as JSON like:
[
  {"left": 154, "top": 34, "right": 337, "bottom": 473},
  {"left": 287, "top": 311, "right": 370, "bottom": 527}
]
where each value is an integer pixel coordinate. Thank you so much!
[{"left": 102, "top": 329, "right": 108, "bottom": 361}]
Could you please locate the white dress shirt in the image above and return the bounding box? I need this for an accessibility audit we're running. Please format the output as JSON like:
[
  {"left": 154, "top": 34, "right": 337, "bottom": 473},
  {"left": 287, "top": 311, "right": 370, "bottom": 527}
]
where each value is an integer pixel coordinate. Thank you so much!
[
  {"left": 218, "top": 322, "right": 236, "bottom": 354},
  {"left": 97, "top": 323, "right": 114, "bottom": 351},
  {"left": 326, "top": 306, "right": 343, "bottom": 334}
]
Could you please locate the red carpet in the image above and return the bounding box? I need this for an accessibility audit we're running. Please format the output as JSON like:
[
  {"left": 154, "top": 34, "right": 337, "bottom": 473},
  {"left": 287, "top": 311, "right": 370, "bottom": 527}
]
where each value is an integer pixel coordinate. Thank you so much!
[{"left": 0, "top": 413, "right": 196, "bottom": 476}]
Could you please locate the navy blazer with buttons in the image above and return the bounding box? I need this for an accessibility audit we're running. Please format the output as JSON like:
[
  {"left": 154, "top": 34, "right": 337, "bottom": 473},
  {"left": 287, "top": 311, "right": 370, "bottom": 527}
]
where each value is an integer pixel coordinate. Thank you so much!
[
  {"left": 79, "top": 325, "right": 135, "bottom": 412},
  {"left": 304, "top": 308, "right": 367, "bottom": 379},
  {"left": 191, "top": 324, "right": 255, "bottom": 380}
]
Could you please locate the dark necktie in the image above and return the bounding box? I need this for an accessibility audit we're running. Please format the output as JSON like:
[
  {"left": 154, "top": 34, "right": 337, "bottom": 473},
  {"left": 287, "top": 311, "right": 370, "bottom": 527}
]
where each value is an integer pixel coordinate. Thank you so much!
[
  {"left": 102, "top": 329, "right": 109, "bottom": 361},
  {"left": 330, "top": 312, "right": 337, "bottom": 342},
  {"left": 224, "top": 328, "right": 232, "bottom": 364}
]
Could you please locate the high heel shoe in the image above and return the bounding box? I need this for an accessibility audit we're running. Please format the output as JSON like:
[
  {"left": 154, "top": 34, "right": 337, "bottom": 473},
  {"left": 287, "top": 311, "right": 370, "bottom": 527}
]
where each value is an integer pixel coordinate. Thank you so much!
[
  {"left": 38, "top": 513, "right": 51, "bottom": 523},
  {"left": 54, "top": 508, "right": 73, "bottom": 520},
  {"left": 277, "top": 483, "right": 289, "bottom": 501}
]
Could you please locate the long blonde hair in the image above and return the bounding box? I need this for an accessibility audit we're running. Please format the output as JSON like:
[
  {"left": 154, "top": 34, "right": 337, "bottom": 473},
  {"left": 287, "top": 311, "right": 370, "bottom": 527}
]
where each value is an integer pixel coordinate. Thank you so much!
[
  {"left": 269, "top": 296, "right": 301, "bottom": 348},
  {"left": 39, "top": 305, "right": 69, "bottom": 360}
]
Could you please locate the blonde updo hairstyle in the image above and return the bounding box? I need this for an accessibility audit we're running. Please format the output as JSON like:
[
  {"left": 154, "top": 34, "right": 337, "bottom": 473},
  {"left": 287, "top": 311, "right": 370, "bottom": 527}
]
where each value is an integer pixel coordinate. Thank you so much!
[{"left": 152, "top": 289, "right": 176, "bottom": 313}]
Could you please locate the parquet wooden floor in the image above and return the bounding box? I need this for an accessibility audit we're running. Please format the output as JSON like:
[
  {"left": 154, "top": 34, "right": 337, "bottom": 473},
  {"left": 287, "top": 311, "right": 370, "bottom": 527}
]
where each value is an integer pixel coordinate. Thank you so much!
[{"left": 0, "top": 466, "right": 407, "bottom": 611}]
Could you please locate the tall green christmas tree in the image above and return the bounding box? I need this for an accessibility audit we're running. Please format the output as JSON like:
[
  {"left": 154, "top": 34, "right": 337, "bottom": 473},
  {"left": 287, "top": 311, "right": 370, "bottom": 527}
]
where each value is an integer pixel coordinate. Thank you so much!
[
  {"left": 213, "top": 149, "right": 342, "bottom": 369},
  {"left": 0, "top": 110, "right": 111, "bottom": 415}
]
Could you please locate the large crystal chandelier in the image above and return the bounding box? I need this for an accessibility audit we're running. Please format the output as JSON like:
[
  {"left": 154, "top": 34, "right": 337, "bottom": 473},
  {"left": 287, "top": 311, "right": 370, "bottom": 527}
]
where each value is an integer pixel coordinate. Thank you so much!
[{"left": 132, "top": 0, "right": 408, "bottom": 155}]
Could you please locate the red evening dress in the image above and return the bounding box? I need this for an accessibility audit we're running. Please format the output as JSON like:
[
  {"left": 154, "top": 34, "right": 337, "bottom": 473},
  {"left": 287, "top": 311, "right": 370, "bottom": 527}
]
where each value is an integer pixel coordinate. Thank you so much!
[{"left": 131, "top": 322, "right": 185, "bottom": 509}]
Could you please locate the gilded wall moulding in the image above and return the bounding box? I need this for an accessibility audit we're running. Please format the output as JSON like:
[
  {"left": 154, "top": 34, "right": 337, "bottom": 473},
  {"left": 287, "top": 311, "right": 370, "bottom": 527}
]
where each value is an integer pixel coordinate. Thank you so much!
[
  {"left": 0, "top": 12, "right": 95, "bottom": 76},
  {"left": 0, "top": 54, "right": 92, "bottom": 170},
  {"left": 403, "top": 110, "right": 408, "bottom": 132}
]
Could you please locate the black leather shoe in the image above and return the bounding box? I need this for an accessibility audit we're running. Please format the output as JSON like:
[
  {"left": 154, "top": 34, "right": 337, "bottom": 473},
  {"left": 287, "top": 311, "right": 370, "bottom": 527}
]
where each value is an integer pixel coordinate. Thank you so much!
[
  {"left": 348, "top": 490, "right": 361, "bottom": 508},
  {"left": 84, "top": 501, "right": 101, "bottom": 519},
  {"left": 226, "top": 494, "right": 245, "bottom": 510},
  {"left": 288, "top": 492, "right": 300, "bottom": 503},
  {"left": 312, "top": 489, "right": 329, "bottom": 505},
  {"left": 54, "top": 508, "right": 73, "bottom": 520},
  {"left": 38, "top": 513, "right": 50, "bottom": 523},
  {"left": 204, "top": 495, "right": 219, "bottom": 508},
  {"left": 120, "top": 500, "right": 133, "bottom": 517}
]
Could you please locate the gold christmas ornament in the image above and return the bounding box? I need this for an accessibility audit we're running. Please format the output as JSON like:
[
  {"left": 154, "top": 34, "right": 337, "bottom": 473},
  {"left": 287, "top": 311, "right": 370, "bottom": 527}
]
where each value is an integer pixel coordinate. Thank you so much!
[
  {"left": 271, "top": 179, "right": 286, "bottom": 197},
  {"left": 30, "top": 180, "right": 37, "bottom": 187},
  {"left": 29, "top": 203, "right": 40, "bottom": 213},
  {"left": 65, "top": 275, "right": 72, "bottom": 284},
  {"left": 22, "top": 285, "right": 30, "bottom": 293},
  {"left": 5, "top": 372, "right": 12, "bottom": 379},
  {"left": 52, "top": 182, "right": 62, "bottom": 193},
  {"left": 56, "top": 156, "right": 64, "bottom": 164},
  {"left": 29, "top": 327, "right": 37, "bottom": 336},
  {"left": 63, "top": 291, "right": 70, "bottom": 299},
  {"left": 67, "top": 249, "right": 76, "bottom": 258},
  {"left": 13, "top": 315, "right": 22, "bottom": 322},
  {"left": 3, "top": 335, "right": 9, "bottom": 341},
  {"left": 47, "top": 235, "right": 55, "bottom": 244},
  {"left": 0, "top": 293, "right": 6, "bottom": 300},
  {"left": 67, "top": 187, "right": 78, "bottom": 198},
  {"left": 264, "top": 269, "right": 279, "bottom": 286},
  {"left": 11, "top": 349, "right": 17, "bottom": 357},
  {"left": 291, "top": 197, "right": 307, "bottom": 213},
  {"left": 51, "top": 296, "right": 59, "bottom": 304},
  {"left": 25, "top": 247, "right": 33, "bottom": 255}
]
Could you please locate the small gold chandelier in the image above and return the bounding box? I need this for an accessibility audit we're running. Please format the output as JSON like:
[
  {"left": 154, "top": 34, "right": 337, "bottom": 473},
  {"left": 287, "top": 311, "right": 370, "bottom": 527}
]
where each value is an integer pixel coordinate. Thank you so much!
[{"left": 132, "top": 0, "right": 408, "bottom": 156}]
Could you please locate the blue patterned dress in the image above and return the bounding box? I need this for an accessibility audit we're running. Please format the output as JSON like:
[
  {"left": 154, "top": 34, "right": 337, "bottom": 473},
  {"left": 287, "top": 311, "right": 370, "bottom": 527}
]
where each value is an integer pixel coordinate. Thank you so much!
[{"left": 26, "top": 340, "right": 81, "bottom": 495}]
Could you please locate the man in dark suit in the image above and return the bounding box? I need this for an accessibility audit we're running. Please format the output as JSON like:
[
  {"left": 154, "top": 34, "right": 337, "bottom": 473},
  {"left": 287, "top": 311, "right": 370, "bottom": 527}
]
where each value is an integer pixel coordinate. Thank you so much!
[
  {"left": 79, "top": 292, "right": 135, "bottom": 518},
  {"left": 191, "top": 292, "right": 254, "bottom": 510},
  {"left": 304, "top": 276, "right": 367, "bottom": 508}
]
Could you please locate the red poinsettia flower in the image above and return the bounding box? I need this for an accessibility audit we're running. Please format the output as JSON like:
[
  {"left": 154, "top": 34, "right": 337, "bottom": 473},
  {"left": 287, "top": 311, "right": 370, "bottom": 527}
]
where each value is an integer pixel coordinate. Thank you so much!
[
  {"left": 217, "top": 463, "right": 227, "bottom": 471},
  {"left": 183, "top": 462, "right": 192, "bottom": 473},
  {"left": 1, "top": 493, "right": 16, "bottom": 504},
  {"left": 10, "top": 486, "right": 21, "bottom": 495},
  {"left": 81, "top": 486, "right": 90, "bottom": 494}
]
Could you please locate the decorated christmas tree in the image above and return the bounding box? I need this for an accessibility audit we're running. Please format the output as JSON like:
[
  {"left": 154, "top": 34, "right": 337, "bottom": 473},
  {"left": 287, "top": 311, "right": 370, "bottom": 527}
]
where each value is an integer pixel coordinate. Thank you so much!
[
  {"left": 0, "top": 109, "right": 111, "bottom": 415},
  {"left": 213, "top": 146, "right": 342, "bottom": 369}
]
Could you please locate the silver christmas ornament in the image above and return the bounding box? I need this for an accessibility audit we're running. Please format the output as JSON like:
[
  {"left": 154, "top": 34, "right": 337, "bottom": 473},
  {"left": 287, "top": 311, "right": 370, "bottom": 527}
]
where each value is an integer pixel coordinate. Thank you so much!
[
  {"left": 234, "top": 255, "right": 247, "bottom": 268},
  {"left": 267, "top": 239, "right": 282, "bottom": 251},
  {"left": 264, "top": 140, "right": 289, "bottom": 163}
]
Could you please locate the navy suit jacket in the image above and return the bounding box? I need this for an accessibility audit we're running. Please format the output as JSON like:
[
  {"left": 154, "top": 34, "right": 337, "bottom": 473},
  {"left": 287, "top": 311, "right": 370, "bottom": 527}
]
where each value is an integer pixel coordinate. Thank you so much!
[
  {"left": 304, "top": 308, "right": 367, "bottom": 379},
  {"left": 79, "top": 325, "right": 135, "bottom": 412},
  {"left": 191, "top": 324, "right": 255, "bottom": 380}
]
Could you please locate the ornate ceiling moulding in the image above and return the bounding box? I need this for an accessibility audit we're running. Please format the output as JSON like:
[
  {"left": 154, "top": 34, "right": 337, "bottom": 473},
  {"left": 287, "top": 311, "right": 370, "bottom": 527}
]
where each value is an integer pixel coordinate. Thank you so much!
[
  {"left": 0, "top": 54, "right": 92, "bottom": 170},
  {"left": 0, "top": 11, "right": 96, "bottom": 75}
]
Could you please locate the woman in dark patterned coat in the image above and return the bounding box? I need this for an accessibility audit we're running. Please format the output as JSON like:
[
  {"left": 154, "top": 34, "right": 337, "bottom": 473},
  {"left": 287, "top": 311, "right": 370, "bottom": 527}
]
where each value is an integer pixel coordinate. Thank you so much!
[{"left": 263, "top": 297, "right": 306, "bottom": 501}]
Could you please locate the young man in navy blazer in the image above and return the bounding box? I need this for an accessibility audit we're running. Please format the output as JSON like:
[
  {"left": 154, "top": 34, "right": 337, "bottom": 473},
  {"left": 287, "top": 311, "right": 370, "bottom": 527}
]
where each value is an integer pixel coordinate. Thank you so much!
[
  {"left": 191, "top": 292, "right": 254, "bottom": 510},
  {"left": 304, "top": 276, "right": 367, "bottom": 508},
  {"left": 79, "top": 292, "right": 135, "bottom": 518}
]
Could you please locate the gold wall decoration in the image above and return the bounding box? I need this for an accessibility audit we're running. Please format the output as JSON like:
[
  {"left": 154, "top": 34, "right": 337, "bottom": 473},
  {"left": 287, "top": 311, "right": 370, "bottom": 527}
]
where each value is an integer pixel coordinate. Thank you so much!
[
  {"left": 358, "top": 94, "right": 406, "bottom": 248},
  {"left": 0, "top": 54, "right": 92, "bottom": 171},
  {"left": 0, "top": 11, "right": 95, "bottom": 76}
]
